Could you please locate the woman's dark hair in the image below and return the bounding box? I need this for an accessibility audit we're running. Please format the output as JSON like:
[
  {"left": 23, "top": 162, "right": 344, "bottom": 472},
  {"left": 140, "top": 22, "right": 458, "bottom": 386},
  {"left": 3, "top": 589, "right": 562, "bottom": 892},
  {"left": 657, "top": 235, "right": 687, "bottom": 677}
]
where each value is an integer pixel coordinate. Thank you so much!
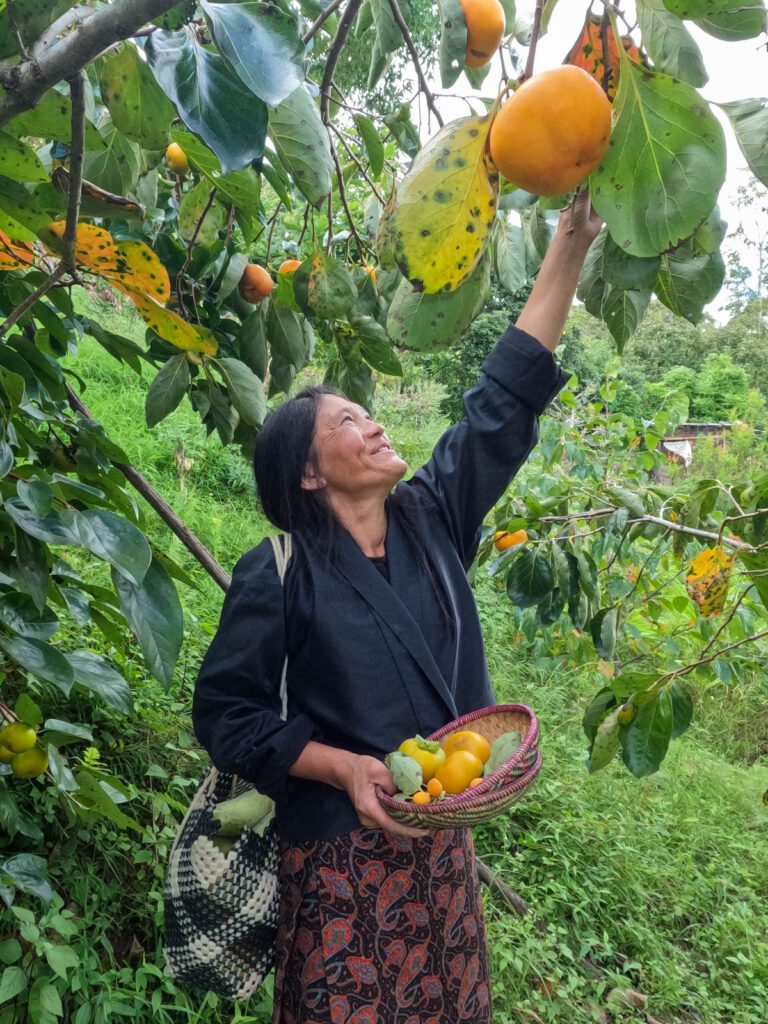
[
  {"left": 252, "top": 385, "right": 341, "bottom": 537},
  {"left": 253, "top": 385, "right": 452, "bottom": 620}
]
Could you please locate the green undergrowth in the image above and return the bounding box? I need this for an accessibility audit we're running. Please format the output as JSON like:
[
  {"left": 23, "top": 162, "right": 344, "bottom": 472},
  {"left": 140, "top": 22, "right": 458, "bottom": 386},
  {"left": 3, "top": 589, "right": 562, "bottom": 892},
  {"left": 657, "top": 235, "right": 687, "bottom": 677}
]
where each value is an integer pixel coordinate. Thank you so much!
[{"left": 16, "top": 289, "right": 766, "bottom": 1024}]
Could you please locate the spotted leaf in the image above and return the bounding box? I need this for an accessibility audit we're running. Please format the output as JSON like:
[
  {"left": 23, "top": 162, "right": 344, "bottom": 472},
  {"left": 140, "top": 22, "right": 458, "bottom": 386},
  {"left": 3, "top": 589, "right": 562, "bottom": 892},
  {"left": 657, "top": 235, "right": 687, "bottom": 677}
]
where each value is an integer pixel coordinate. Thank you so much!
[
  {"left": 685, "top": 545, "right": 735, "bottom": 617},
  {"left": 565, "top": 12, "right": 643, "bottom": 99},
  {"left": 124, "top": 290, "right": 218, "bottom": 355},
  {"left": 376, "top": 113, "right": 499, "bottom": 294},
  {"left": 102, "top": 241, "right": 171, "bottom": 304},
  {"left": 0, "top": 231, "right": 34, "bottom": 270},
  {"left": 42, "top": 221, "right": 121, "bottom": 273}
]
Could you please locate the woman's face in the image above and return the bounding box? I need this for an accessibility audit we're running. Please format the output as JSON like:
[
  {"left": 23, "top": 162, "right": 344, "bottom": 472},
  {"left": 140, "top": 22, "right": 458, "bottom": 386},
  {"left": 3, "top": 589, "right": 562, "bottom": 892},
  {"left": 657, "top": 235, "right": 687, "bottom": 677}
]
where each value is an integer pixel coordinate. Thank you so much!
[{"left": 302, "top": 394, "right": 407, "bottom": 500}]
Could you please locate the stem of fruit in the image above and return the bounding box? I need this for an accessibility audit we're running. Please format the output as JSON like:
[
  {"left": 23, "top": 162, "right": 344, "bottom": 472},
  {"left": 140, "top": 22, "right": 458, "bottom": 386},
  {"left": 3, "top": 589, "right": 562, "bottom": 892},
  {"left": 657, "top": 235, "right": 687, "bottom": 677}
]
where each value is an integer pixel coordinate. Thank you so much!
[
  {"left": 386, "top": 0, "right": 443, "bottom": 128},
  {"left": 266, "top": 200, "right": 282, "bottom": 265},
  {"left": 522, "top": 0, "right": 545, "bottom": 81}
]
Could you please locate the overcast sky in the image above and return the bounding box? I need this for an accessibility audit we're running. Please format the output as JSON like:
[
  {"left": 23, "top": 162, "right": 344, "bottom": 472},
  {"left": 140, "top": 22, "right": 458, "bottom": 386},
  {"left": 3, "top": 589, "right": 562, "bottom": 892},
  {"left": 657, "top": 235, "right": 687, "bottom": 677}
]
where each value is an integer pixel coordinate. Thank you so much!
[{"left": 419, "top": 1, "right": 767, "bottom": 318}]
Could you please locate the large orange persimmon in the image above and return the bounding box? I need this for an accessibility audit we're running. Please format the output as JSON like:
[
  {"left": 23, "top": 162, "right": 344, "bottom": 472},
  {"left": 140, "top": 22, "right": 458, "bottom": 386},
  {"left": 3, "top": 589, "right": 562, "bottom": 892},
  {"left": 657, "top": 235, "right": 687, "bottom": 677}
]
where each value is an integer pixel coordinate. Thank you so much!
[
  {"left": 459, "top": 0, "right": 505, "bottom": 69},
  {"left": 489, "top": 66, "right": 612, "bottom": 197},
  {"left": 238, "top": 263, "right": 274, "bottom": 303}
]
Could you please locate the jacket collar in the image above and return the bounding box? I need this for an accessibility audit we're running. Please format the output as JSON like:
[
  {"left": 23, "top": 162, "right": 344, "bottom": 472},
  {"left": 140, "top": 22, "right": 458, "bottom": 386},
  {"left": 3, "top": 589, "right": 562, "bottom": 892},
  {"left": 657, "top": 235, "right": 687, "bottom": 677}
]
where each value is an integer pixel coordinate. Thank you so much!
[{"left": 331, "top": 511, "right": 459, "bottom": 720}]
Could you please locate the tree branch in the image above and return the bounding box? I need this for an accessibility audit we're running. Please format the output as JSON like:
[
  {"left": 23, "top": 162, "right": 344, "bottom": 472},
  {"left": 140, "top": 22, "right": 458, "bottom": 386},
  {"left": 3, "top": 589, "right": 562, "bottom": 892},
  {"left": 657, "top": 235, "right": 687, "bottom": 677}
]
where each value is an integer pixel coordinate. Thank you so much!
[
  {"left": 475, "top": 858, "right": 531, "bottom": 918},
  {"left": 64, "top": 382, "right": 232, "bottom": 593},
  {"left": 332, "top": 124, "right": 385, "bottom": 204},
  {"left": 329, "top": 138, "right": 371, "bottom": 259},
  {"left": 386, "top": 0, "right": 443, "bottom": 128},
  {"left": 522, "top": 0, "right": 545, "bottom": 81},
  {"left": 0, "top": 0, "right": 181, "bottom": 129},
  {"left": 302, "top": 0, "right": 347, "bottom": 45},
  {"left": 320, "top": 0, "right": 363, "bottom": 125}
]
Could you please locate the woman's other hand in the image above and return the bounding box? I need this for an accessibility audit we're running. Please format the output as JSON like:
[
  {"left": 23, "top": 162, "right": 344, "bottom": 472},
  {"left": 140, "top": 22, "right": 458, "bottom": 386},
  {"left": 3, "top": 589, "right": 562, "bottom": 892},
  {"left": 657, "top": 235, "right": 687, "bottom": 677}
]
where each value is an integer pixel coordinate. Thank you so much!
[{"left": 338, "top": 753, "right": 430, "bottom": 839}]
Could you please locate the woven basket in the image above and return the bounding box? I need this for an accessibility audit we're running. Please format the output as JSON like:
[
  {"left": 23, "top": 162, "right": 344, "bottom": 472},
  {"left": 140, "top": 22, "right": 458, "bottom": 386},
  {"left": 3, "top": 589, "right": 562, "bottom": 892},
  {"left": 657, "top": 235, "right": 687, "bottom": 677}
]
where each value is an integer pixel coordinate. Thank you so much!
[{"left": 379, "top": 703, "right": 541, "bottom": 830}]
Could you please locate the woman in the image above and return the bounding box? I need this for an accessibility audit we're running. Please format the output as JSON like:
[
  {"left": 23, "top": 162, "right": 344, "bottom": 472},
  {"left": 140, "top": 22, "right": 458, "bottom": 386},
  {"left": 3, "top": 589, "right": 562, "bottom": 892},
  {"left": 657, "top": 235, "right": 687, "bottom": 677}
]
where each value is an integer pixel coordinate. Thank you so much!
[{"left": 193, "top": 198, "right": 601, "bottom": 1022}]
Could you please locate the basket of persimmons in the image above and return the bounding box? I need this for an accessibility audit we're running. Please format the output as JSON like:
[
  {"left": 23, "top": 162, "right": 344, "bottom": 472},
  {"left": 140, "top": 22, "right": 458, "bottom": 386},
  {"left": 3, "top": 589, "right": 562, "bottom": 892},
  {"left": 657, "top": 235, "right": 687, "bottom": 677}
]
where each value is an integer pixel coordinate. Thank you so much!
[{"left": 378, "top": 704, "right": 542, "bottom": 830}]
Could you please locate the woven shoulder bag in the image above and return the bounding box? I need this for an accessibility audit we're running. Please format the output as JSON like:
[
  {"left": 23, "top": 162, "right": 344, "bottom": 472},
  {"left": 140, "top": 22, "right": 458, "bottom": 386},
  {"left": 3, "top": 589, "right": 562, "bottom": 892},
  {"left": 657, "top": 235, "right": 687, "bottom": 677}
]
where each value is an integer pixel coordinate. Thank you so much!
[{"left": 163, "top": 534, "right": 292, "bottom": 1001}]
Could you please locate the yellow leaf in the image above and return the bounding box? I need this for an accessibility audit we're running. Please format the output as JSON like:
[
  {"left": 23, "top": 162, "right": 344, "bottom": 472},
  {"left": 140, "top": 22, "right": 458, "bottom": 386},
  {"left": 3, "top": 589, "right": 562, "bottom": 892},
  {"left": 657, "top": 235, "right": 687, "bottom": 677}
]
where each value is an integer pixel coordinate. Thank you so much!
[
  {"left": 598, "top": 660, "right": 615, "bottom": 678},
  {"left": 685, "top": 545, "right": 735, "bottom": 618},
  {"left": 376, "top": 113, "right": 499, "bottom": 294},
  {"left": 0, "top": 230, "right": 34, "bottom": 270},
  {"left": 42, "top": 221, "right": 121, "bottom": 272},
  {"left": 124, "top": 289, "right": 217, "bottom": 355},
  {"left": 102, "top": 240, "right": 171, "bottom": 303}
]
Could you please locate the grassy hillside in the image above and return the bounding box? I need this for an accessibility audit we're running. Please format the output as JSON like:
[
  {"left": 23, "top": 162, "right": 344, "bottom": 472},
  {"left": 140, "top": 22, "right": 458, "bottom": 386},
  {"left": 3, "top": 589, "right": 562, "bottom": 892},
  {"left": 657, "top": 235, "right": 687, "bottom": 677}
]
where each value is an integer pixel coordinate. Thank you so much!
[{"left": 47, "top": 290, "right": 768, "bottom": 1024}]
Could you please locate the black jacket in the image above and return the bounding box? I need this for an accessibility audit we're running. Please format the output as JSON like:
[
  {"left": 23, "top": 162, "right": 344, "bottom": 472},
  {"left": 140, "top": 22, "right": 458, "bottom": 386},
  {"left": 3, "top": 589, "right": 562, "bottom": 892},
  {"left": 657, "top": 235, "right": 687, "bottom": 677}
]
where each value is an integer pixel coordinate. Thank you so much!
[{"left": 192, "top": 325, "right": 567, "bottom": 840}]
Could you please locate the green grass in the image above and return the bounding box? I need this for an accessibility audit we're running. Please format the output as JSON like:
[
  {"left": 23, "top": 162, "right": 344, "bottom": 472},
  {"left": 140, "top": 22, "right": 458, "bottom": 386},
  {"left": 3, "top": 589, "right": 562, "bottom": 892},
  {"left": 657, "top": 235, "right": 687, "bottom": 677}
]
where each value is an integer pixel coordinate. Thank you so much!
[{"left": 46, "top": 289, "right": 768, "bottom": 1024}]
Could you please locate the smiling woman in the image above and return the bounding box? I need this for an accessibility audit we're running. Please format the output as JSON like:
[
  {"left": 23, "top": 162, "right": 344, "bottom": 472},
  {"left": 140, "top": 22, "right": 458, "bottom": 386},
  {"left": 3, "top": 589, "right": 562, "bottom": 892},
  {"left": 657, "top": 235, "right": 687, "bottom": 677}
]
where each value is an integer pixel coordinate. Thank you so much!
[{"left": 191, "top": 199, "right": 602, "bottom": 1022}]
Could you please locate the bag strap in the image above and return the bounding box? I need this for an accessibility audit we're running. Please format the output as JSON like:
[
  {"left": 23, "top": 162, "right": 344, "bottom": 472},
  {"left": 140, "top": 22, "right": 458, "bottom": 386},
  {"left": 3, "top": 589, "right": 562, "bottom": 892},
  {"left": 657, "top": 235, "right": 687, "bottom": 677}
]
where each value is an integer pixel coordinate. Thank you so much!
[{"left": 269, "top": 533, "right": 293, "bottom": 722}]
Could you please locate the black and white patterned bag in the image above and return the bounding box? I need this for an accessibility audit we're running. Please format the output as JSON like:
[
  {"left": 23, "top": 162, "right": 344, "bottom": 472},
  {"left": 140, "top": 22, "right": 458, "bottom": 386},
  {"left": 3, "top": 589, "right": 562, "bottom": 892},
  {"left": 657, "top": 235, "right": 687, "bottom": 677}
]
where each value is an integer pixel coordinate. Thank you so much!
[{"left": 163, "top": 534, "right": 292, "bottom": 1001}]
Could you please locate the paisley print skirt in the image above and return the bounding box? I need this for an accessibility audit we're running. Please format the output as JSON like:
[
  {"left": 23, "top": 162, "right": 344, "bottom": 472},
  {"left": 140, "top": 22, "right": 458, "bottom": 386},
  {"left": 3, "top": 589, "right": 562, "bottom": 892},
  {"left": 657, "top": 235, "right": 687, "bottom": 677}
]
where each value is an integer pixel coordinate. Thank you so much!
[{"left": 272, "top": 826, "right": 492, "bottom": 1024}]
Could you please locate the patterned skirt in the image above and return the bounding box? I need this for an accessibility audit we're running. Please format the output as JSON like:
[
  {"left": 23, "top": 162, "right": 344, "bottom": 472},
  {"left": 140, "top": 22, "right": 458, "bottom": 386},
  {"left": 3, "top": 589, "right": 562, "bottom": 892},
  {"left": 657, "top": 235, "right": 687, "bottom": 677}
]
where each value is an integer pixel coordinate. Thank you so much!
[{"left": 272, "top": 826, "right": 492, "bottom": 1024}]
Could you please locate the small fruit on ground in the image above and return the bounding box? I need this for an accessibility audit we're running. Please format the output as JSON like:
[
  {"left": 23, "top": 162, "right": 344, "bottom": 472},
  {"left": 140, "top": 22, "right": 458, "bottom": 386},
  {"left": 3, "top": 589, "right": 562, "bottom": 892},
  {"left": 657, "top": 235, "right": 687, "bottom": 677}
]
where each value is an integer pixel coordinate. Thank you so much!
[
  {"left": 239, "top": 263, "right": 274, "bottom": 303},
  {"left": 11, "top": 746, "right": 48, "bottom": 779},
  {"left": 426, "top": 777, "right": 443, "bottom": 798},
  {"left": 435, "top": 750, "right": 484, "bottom": 794},
  {"left": 412, "top": 790, "right": 431, "bottom": 805},
  {"left": 494, "top": 528, "right": 528, "bottom": 552},
  {"left": 442, "top": 729, "right": 491, "bottom": 765},
  {"left": 278, "top": 258, "right": 302, "bottom": 274},
  {"left": 458, "top": 0, "right": 506, "bottom": 69},
  {"left": 398, "top": 736, "right": 446, "bottom": 781},
  {"left": 165, "top": 142, "right": 190, "bottom": 176},
  {"left": 489, "top": 65, "right": 612, "bottom": 196},
  {"left": 0, "top": 722, "right": 37, "bottom": 753}
]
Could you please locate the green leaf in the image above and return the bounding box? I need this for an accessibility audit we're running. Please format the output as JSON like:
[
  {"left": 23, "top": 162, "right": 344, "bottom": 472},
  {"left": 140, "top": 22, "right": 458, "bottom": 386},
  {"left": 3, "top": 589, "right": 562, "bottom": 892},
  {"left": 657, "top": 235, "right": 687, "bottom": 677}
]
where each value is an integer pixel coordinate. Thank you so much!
[
  {"left": 438, "top": 0, "right": 467, "bottom": 89},
  {"left": 28, "top": 977, "right": 63, "bottom": 1024},
  {"left": 654, "top": 246, "right": 725, "bottom": 324},
  {"left": 620, "top": 688, "right": 673, "bottom": 777},
  {"left": 269, "top": 86, "right": 333, "bottom": 208},
  {"left": 0, "top": 635, "right": 74, "bottom": 694},
  {"left": 17, "top": 480, "right": 52, "bottom": 518},
  {"left": 589, "top": 705, "right": 622, "bottom": 771},
  {"left": 200, "top": 0, "right": 303, "bottom": 108},
  {"left": 506, "top": 548, "right": 554, "bottom": 608},
  {"left": 591, "top": 58, "right": 726, "bottom": 257},
  {"left": 213, "top": 357, "right": 266, "bottom": 426},
  {"left": 589, "top": 605, "right": 620, "bottom": 659},
  {"left": 602, "top": 287, "right": 651, "bottom": 352},
  {"left": 44, "top": 944, "right": 79, "bottom": 981},
  {"left": 237, "top": 308, "right": 268, "bottom": 379},
  {"left": 601, "top": 233, "right": 661, "bottom": 290},
  {"left": 0, "top": 938, "right": 23, "bottom": 965},
  {"left": 353, "top": 114, "right": 384, "bottom": 178},
  {"left": 370, "top": 0, "right": 409, "bottom": 52},
  {"left": 99, "top": 42, "right": 175, "bottom": 149},
  {"left": 178, "top": 177, "right": 227, "bottom": 245},
  {"left": 47, "top": 745, "right": 79, "bottom": 793},
  {"left": 147, "top": 27, "right": 268, "bottom": 175},
  {"left": 636, "top": 0, "right": 708, "bottom": 86},
  {"left": 43, "top": 719, "right": 93, "bottom": 744},
  {"left": 60, "top": 510, "right": 151, "bottom": 587},
  {"left": 14, "top": 693, "right": 42, "bottom": 727},
  {"left": 0, "top": 854, "right": 52, "bottom": 904},
  {"left": 307, "top": 253, "right": 358, "bottom": 319},
  {"left": 669, "top": 681, "right": 694, "bottom": 739},
  {"left": 170, "top": 128, "right": 264, "bottom": 226},
  {"left": 350, "top": 315, "right": 403, "bottom": 375},
  {"left": 0, "top": 0, "right": 71, "bottom": 59},
  {"left": 719, "top": 98, "right": 768, "bottom": 188},
  {"left": 493, "top": 217, "right": 528, "bottom": 295},
  {"left": 65, "top": 651, "right": 133, "bottom": 715},
  {"left": 267, "top": 303, "right": 308, "bottom": 370},
  {"left": 0, "top": 593, "right": 58, "bottom": 640},
  {"left": 82, "top": 112, "right": 142, "bottom": 196},
  {"left": 7, "top": 89, "right": 105, "bottom": 150},
  {"left": 73, "top": 770, "right": 141, "bottom": 831},
  {"left": 377, "top": 111, "right": 499, "bottom": 292},
  {"left": 691, "top": 3, "right": 767, "bottom": 40},
  {"left": 582, "top": 687, "right": 617, "bottom": 742},
  {"left": 386, "top": 247, "right": 490, "bottom": 351},
  {"left": 0, "top": 131, "right": 47, "bottom": 182},
  {"left": 112, "top": 558, "right": 183, "bottom": 689},
  {"left": 146, "top": 354, "right": 190, "bottom": 428},
  {"left": 0, "top": 966, "right": 27, "bottom": 1003}
]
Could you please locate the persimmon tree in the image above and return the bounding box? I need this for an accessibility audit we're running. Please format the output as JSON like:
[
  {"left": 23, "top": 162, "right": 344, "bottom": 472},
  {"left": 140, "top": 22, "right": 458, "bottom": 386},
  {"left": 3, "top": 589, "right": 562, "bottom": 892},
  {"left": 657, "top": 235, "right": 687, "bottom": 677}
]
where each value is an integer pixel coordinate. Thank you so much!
[{"left": 0, "top": 0, "right": 766, "bottom": 910}]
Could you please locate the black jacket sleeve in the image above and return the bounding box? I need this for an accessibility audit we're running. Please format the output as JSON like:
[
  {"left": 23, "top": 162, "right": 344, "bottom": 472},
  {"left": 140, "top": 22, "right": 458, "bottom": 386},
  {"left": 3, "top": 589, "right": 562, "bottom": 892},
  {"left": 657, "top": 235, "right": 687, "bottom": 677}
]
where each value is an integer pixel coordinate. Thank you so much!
[
  {"left": 402, "top": 325, "right": 568, "bottom": 567},
  {"left": 191, "top": 540, "right": 317, "bottom": 797}
]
